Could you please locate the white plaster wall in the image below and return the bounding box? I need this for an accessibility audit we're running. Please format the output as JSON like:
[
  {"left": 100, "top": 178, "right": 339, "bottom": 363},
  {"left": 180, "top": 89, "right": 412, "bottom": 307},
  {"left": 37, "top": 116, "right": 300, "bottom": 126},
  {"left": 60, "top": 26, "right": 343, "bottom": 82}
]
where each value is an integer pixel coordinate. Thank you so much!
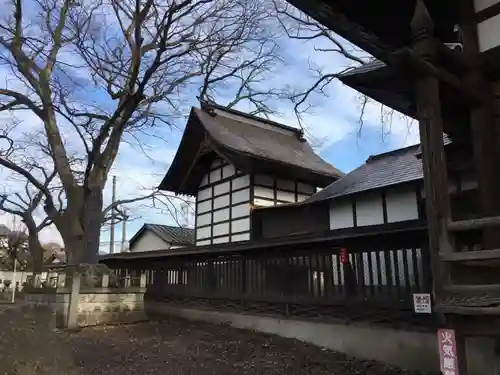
[
  {"left": 329, "top": 185, "right": 419, "bottom": 230},
  {"left": 196, "top": 226, "right": 211, "bottom": 240},
  {"left": 130, "top": 231, "right": 171, "bottom": 252},
  {"left": 329, "top": 199, "right": 354, "bottom": 230},
  {"left": 253, "top": 175, "right": 315, "bottom": 205},
  {"left": 231, "top": 233, "right": 250, "bottom": 242},
  {"left": 478, "top": 13, "right": 500, "bottom": 52},
  {"left": 356, "top": 192, "right": 384, "bottom": 227},
  {"left": 195, "top": 158, "right": 251, "bottom": 245},
  {"left": 385, "top": 187, "right": 419, "bottom": 223}
]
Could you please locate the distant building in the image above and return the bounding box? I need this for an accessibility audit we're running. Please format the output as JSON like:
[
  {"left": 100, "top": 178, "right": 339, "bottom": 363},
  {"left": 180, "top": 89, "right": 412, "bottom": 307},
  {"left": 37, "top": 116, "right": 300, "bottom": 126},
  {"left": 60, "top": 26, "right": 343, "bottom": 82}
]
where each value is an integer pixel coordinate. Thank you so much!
[{"left": 128, "top": 224, "right": 194, "bottom": 253}]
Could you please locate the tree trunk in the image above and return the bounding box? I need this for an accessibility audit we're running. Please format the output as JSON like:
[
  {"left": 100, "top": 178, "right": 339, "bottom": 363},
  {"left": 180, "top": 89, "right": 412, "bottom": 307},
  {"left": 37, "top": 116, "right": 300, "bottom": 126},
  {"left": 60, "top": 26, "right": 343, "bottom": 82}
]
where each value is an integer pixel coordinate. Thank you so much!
[
  {"left": 82, "top": 188, "right": 104, "bottom": 264},
  {"left": 24, "top": 219, "right": 44, "bottom": 273},
  {"left": 29, "top": 236, "right": 44, "bottom": 274},
  {"left": 53, "top": 185, "right": 104, "bottom": 265},
  {"left": 59, "top": 224, "right": 84, "bottom": 265}
]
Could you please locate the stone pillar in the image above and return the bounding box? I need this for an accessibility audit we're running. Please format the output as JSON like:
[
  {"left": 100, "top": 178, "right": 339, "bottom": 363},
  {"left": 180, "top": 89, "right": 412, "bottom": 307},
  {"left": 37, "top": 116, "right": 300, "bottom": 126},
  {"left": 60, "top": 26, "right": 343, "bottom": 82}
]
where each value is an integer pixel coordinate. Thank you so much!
[
  {"left": 140, "top": 273, "right": 146, "bottom": 288},
  {"left": 101, "top": 274, "right": 109, "bottom": 288},
  {"left": 66, "top": 270, "right": 81, "bottom": 329}
]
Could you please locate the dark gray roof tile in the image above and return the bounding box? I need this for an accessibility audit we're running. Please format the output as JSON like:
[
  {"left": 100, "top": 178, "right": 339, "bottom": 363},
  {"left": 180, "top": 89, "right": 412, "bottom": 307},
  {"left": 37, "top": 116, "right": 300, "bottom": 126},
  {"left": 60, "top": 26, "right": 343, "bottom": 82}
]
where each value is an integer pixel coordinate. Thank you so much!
[
  {"left": 146, "top": 224, "right": 194, "bottom": 245},
  {"left": 129, "top": 224, "right": 194, "bottom": 249},
  {"left": 159, "top": 103, "right": 343, "bottom": 195},
  {"left": 306, "top": 144, "right": 423, "bottom": 203},
  {"left": 195, "top": 107, "right": 343, "bottom": 179}
]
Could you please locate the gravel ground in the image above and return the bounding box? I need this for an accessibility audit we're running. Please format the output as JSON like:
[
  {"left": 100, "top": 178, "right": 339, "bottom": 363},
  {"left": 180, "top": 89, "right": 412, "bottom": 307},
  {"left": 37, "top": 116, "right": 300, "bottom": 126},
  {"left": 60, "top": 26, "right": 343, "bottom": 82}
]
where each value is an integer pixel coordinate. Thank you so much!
[{"left": 0, "top": 305, "right": 436, "bottom": 375}]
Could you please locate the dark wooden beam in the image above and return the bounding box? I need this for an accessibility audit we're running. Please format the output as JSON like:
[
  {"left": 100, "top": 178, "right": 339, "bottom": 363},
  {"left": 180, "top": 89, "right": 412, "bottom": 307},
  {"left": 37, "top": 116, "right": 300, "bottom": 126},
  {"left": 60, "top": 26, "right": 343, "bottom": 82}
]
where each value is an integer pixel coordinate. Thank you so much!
[
  {"left": 440, "top": 249, "right": 500, "bottom": 262},
  {"left": 448, "top": 216, "right": 500, "bottom": 232},
  {"left": 411, "top": 0, "right": 454, "bottom": 304},
  {"left": 389, "top": 48, "right": 487, "bottom": 104}
]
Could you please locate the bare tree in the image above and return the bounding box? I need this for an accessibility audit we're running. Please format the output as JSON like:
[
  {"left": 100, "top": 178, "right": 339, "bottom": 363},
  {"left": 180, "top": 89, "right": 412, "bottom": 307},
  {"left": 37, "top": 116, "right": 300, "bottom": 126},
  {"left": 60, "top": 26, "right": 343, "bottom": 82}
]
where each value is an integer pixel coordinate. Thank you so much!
[
  {"left": 0, "top": 175, "right": 55, "bottom": 273},
  {"left": 272, "top": 0, "right": 406, "bottom": 137},
  {"left": 0, "top": 0, "right": 287, "bottom": 264}
]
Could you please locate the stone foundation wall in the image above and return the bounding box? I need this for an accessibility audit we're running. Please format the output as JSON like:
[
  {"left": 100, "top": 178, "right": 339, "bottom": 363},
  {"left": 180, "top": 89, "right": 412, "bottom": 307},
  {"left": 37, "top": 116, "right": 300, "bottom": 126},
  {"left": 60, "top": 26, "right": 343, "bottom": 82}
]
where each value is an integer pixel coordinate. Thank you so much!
[
  {"left": 24, "top": 271, "right": 147, "bottom": 328},
  {"left": 25, "top": 290, "right": 70, "bottom": 326},
  {"left": 76, "top": 289, "right": 147, "bottom": 327}
]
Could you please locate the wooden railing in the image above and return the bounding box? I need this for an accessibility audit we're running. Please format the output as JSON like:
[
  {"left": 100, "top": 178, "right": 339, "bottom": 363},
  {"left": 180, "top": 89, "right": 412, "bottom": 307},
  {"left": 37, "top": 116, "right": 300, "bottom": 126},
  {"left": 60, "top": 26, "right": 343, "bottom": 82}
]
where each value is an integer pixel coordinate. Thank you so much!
[
  {"left": 105, "top": 227, "right": 435, "bottom": 328},
  {"left": 146, "top": 245, "right": 432, "bottom": 307}
]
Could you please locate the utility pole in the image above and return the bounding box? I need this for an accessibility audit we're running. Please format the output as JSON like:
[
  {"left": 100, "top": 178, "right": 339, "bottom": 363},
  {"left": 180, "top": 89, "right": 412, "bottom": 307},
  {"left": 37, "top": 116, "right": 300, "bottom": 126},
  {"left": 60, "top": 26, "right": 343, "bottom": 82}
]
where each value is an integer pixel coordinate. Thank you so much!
[
  {"left": 109, "top": 175, "right": 117, "bottom": 254},
  {"left": 11, "top": 216, "right": 17, "bottom": 303},
  {"left": 121, "top": 210, "right": 127, "bottom": 252}
]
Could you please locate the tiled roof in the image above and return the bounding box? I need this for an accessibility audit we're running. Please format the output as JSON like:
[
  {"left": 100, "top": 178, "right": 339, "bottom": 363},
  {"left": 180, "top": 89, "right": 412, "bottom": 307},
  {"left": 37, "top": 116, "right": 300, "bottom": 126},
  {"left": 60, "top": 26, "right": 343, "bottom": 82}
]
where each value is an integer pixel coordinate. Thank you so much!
[
  {"left": 129, "top": 224, "right": 195, "bottom": 248},
  {"left": 159, "top": 103, "right": 343, "bottom": 195},
  {"left": 147, "top": 224, "right": 194, "bottom": 245},
  {"left": 306, "top": 144, "right": 423, "bottom": 203},
  {"left": 194, "top": 105, "right": 344, "bottom": 179}
]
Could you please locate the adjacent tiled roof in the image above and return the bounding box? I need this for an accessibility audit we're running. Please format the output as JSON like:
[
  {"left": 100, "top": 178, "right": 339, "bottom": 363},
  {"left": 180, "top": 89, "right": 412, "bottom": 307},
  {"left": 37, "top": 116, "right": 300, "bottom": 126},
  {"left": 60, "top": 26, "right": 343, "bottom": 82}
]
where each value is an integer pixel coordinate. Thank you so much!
[
  {"left": 306, "top": 144, "right": 423, "bottom": 203},
  {"left": 129, "top": 224, "right": 195, "bottom": 248},
  {"left": 159, "top": 103, "right": 343, "bottom": 195}
]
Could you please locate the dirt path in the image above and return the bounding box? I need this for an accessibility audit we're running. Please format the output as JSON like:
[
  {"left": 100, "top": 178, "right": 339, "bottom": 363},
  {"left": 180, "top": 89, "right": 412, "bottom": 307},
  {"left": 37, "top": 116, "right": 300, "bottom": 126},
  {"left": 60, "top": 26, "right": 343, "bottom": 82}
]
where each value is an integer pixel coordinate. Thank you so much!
[{"left": 0, "top": 305, "right": 435, "bottom": 375}]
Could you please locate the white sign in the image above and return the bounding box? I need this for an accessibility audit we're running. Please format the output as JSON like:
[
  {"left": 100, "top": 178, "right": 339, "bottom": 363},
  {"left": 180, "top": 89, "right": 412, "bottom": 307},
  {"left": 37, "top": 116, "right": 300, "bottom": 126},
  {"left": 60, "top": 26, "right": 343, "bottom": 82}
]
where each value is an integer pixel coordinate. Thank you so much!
[{"left": 413, "top": 293, "right": 432, "bottom": 314}]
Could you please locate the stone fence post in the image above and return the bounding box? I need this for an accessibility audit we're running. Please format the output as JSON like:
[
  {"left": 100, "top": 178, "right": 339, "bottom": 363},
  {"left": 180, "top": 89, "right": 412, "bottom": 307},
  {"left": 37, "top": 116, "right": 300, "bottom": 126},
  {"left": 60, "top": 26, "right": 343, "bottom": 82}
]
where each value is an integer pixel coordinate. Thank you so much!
[
  {"left": 101, "top": 274, "right": 109, "bottom": 288},
  {"left": 66, "top": 270, "right": 81, "bottom": 329}
]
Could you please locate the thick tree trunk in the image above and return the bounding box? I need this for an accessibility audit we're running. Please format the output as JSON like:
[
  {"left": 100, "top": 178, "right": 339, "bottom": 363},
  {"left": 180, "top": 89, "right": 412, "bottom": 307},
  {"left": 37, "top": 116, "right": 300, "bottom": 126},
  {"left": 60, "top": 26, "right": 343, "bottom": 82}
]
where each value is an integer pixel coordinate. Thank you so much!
[
  {"left": 55, "top": 209, "right": 84, "bottom": 265},
  {"left": 24, "top": 219, "right": 44, "bottom": 273},
  {"left": 82, "top": 188, "right": 104, "bottom": 264},
  {"left": 53, "top": 183, "right": 105, "bottom": 265},
  {"left": 29, "top": 237, "right": 44, "bottom": 274}
]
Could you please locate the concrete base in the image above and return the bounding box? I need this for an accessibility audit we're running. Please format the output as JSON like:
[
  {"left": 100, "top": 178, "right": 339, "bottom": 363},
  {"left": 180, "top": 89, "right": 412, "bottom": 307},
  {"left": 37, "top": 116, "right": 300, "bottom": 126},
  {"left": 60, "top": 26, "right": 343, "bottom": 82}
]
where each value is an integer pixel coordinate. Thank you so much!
[
  {"left": 147, "top": 302, "right": 496, "bottom": 375},
  {"left": 25, "top": 288, "right": 147, "bottom": 328}
]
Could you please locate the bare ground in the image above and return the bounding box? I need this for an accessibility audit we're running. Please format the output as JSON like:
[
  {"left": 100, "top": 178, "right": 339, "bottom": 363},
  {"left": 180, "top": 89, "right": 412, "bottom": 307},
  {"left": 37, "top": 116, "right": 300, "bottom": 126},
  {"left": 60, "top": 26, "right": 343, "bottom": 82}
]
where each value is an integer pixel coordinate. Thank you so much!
[{"left": 0, "top": 304, "right": 437, "bottom": 375}]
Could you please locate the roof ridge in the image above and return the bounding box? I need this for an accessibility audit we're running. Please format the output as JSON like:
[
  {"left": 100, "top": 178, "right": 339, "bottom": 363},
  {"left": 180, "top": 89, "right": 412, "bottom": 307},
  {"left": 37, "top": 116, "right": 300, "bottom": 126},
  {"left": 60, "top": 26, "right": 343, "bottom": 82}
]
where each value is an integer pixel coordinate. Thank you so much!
[
  {"left": 199, "top": 100, "right": 306, "bottom": 140},
  {"left": 366, "top": 143, "right": 419, "bottom": 162},
  {"left": 145, "top": 223, "right": 190, "bottom": 228}
]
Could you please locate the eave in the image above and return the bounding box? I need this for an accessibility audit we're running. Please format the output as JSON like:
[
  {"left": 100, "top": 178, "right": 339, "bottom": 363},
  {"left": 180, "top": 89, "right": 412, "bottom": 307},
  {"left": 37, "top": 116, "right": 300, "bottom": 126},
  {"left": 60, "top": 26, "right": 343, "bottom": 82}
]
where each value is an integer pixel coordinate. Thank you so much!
[
  {"left": 100, "top": 219, "right": 427, "bottom": 262},
  {"left": 338, "top": 61, "right": 473, "bottom": 139},
  {"left": 286, "top": 0, "right": 459, "bottom": 62}
]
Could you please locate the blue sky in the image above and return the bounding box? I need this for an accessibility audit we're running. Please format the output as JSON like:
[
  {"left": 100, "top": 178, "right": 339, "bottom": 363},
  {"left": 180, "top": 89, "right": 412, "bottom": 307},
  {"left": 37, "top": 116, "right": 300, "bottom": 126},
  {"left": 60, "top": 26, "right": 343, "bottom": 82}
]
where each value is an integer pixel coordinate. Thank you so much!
[{"left": 0, "top": 1, "right": 420, "bottom": 250}]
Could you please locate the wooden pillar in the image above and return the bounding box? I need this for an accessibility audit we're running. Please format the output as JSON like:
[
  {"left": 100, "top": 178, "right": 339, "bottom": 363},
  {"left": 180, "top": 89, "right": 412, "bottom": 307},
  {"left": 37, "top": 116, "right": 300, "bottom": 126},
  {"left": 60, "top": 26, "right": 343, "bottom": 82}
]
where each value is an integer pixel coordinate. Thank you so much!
[
  {"left": 411, "top": 0, "right": 453, "bottom": 302},
  {"left": 240, "top": 255, "right": 247, "bottom": 296},
  {"left": 412, "top": 2, "right": 466, "bottom": 373},
  {"left": 459, "top": 0, "right": 500, "bottom": 248},
  {"left": 207, "top": 259, "right": 215, "bottom": 292}
]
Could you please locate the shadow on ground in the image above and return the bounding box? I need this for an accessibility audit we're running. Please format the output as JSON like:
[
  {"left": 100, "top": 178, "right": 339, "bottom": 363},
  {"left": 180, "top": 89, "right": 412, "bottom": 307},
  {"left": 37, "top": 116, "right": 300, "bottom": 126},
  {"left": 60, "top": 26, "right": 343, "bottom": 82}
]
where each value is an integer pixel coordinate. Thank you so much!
[{"left": 0, "top": 305, "right": 437, "bottom": 375}]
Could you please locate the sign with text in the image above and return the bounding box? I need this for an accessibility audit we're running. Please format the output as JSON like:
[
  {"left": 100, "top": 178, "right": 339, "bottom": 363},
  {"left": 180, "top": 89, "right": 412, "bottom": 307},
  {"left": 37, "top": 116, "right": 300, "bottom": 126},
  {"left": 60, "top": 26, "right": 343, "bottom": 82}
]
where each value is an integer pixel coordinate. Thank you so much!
[
  {"left": 438, "top": 329, "right": 459, "bottom": 375},
  {"left": 340, "top": 248, "right": 348, "bottom": 264},
  {"left": 413, "top": 293, "right": 432, "bottom": 314}
]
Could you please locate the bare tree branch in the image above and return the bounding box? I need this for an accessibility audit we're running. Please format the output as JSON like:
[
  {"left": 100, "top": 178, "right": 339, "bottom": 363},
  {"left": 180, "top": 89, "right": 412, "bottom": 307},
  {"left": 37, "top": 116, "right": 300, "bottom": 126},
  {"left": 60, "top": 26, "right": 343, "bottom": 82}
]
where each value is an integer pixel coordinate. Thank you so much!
[{"left": 0, "top": 0, "right": 289, "bottom": 263}]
